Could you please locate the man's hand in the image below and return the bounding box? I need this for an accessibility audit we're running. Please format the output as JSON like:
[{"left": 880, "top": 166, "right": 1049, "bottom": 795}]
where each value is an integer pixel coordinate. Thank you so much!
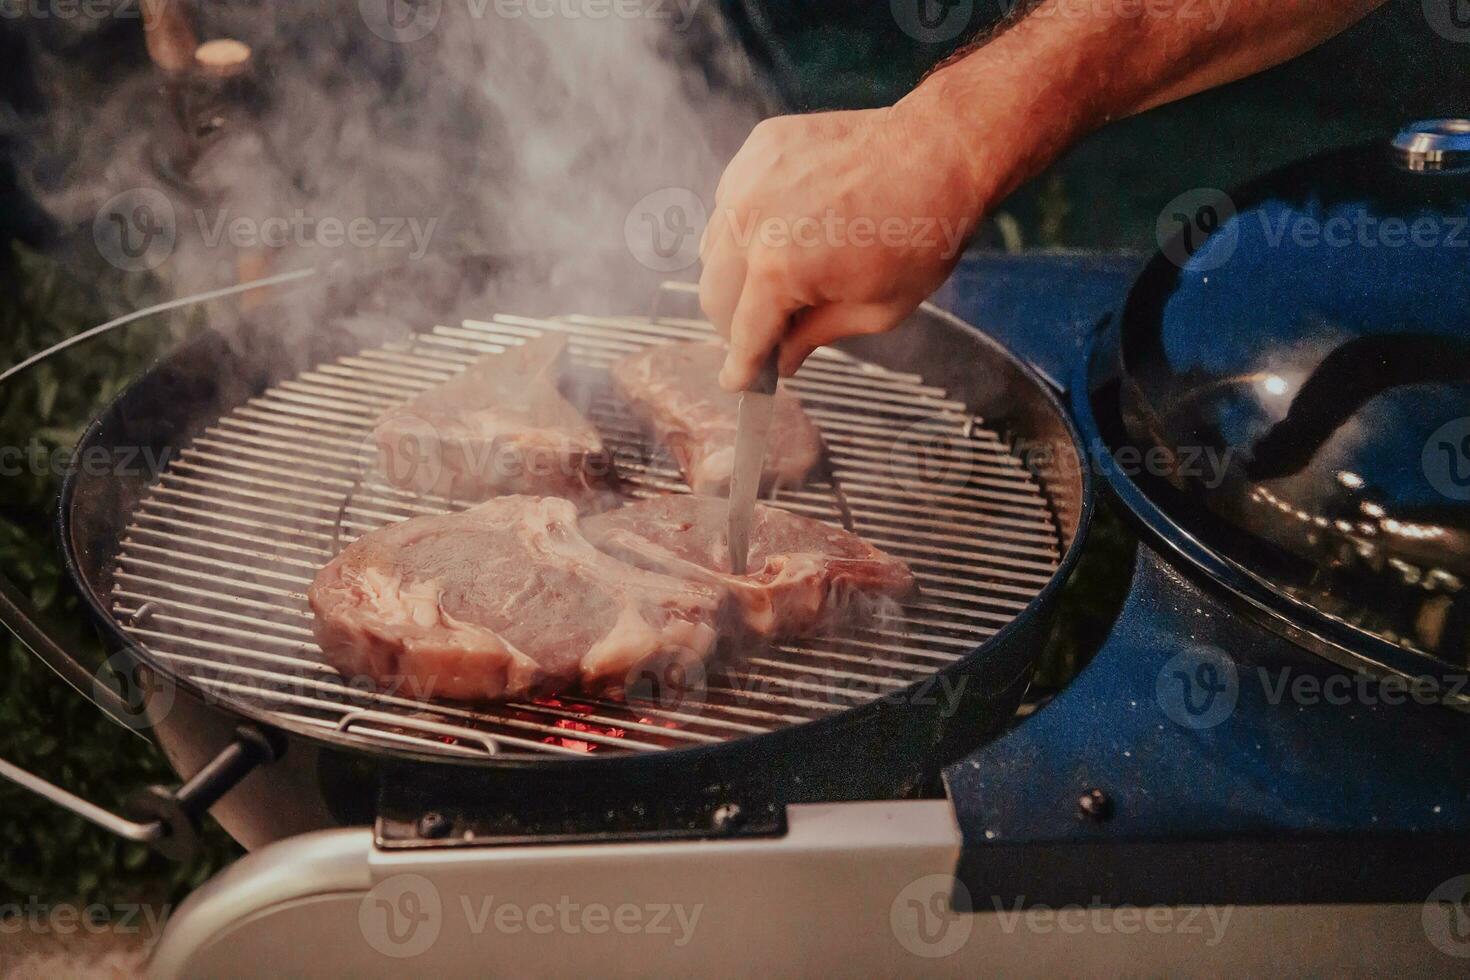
[
  {"left": 700, "top": 0, "right": 1389, "bottom": 390},
  {"left": 699, "top": 106, "right": 984, "bottom": 391}
]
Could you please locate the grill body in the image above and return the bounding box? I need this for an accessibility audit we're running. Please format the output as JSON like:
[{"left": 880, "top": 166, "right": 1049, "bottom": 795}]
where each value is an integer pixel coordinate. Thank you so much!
[{"left": 60, "top": 295, "right": 1089, "bottom": 848}]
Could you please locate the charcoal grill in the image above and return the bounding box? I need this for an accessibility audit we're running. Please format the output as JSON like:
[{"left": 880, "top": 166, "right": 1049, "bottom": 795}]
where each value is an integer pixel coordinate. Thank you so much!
[
  {"left": 9, "top": 128, "right": 1470, "bottom": 979},
  {"left": 0, "top": 274, "right": 1087, "bottom": 855},
  {"left": 107, "top": 296, "right": 1063, "bottom": 761}
]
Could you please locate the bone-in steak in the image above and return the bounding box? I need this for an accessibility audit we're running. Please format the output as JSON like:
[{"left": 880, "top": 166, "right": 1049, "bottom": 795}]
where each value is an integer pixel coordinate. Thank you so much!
[
  {"left": 308, "top": 496, "right": 722, "bottom": 702},
  {"left": 610, "top": 342, "right": 823, "bottom": 494},
  {"left": 374, "top": 334, "right": 615, "bottom": 508},
  {"left": 582, "top": 495, "right": 915, "bottom": 636}
]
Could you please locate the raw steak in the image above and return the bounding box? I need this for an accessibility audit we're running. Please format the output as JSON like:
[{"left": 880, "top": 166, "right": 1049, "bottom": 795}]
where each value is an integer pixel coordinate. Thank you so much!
[
  {"left": 308, "top": 497, "right": 722, "bottom": 702},
  {"left": 373, "top": 334, "right": 615, "bottom": 507},
  {"left": 610, "top": 342, "right": 823, "bottom": 494},
  {"left": 583, "top": 495, "right": 915, "bottom": 636}
]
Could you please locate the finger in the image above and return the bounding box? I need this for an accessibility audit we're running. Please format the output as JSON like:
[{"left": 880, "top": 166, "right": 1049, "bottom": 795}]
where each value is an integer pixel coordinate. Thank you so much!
[
  {"left": 698, "top": 231, "right": 746, "bottom": 339},
  {"left": 777, "top": 301, "right": 908, "bottom": 377},
  {"left": 719, "top": 272, "right": 801, "bottom": 391}
]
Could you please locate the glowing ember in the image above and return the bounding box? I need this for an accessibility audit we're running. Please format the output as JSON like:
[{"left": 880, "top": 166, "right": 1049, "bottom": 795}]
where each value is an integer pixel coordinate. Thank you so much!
[{"left": 540, "top": 714, "right": 627, "bottom": 753}]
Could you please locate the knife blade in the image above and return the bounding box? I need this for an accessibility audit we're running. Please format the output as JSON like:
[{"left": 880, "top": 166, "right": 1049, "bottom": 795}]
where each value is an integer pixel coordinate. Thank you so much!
[{"left": 726, "top": 350, "right": 780, "bottom": 575}]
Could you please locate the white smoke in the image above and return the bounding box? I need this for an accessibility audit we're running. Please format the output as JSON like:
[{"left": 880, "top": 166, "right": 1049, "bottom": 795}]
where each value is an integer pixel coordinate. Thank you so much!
[{"left": 13, "top": 0, "right": 763, "bottom": 328}]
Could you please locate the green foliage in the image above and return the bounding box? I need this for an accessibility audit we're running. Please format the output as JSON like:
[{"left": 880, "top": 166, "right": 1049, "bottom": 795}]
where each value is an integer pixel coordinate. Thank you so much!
[{"left": 0, "top": 243, "right": 240, "bottom": 907}]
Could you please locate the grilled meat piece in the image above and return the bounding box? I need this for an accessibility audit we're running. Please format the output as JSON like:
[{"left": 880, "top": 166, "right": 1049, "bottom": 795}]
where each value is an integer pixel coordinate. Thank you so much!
[
  {"left": 583, "top": 495, "right": 915, "bottom": 636},
  {"left": 610, "top": 342, "right": 823, "bottom": 494},
  {"left": 373, "top": 334, "right": 615, "bottom": 508},
  {"left": 308, "top": 497, "right": 722, "bottom": 702}
]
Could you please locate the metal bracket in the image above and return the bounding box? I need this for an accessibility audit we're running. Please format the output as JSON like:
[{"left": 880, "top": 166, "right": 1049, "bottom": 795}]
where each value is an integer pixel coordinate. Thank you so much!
[{"left": 373, "top": 764, "right": 786, "bottom": 850}]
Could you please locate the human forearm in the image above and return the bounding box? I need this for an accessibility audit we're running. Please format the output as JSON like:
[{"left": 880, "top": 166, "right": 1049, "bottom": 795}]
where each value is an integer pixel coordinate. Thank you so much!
[
  {"left": 700, "top": 0, "right": 1391, "bottom": 389},
  {"left": 896, "top": 0, "right": 1389, "bottom": 206}
]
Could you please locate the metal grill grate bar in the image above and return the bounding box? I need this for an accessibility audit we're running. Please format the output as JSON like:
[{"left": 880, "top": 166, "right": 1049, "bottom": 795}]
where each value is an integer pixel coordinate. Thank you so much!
[{"left": 110, "top": 311, "right": 1063, "bottom": 759}]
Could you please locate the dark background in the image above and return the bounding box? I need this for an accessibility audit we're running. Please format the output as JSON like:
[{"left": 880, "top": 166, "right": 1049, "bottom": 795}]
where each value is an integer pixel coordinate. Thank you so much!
[{"left": 0, "top": 0, "right": 1466, "bottom": 912}]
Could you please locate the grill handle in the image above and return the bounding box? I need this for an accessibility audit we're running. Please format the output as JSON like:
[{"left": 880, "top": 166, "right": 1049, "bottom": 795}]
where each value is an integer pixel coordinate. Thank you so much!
[
  {"left": 0, "top": 269, "right": 315, "bottom": 858},
  {"left": 0, "top": 725, "right": 278, "bottom": 861}
]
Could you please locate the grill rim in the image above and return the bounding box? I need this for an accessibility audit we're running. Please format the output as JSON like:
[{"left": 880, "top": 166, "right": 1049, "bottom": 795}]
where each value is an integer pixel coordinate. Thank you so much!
[{"left": 57, "top": 299, "right": 1095, "bottom": 772}]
